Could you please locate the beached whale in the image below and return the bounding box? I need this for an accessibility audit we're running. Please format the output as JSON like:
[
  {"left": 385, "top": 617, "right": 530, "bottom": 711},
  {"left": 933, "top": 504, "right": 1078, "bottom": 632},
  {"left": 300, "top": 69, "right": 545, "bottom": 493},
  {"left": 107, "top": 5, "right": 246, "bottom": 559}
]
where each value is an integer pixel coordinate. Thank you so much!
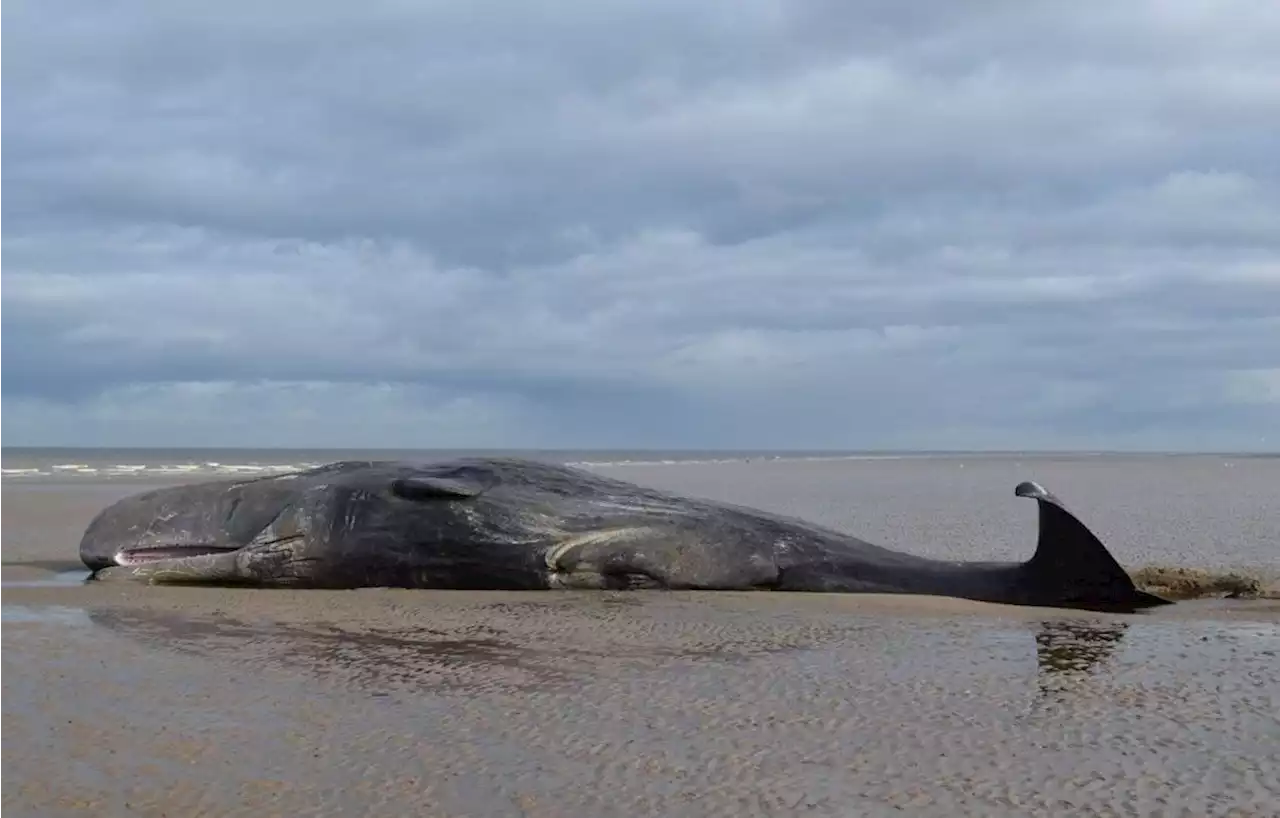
[{"left": 79, "top": 457, "right": 1171, "bottom": 612}]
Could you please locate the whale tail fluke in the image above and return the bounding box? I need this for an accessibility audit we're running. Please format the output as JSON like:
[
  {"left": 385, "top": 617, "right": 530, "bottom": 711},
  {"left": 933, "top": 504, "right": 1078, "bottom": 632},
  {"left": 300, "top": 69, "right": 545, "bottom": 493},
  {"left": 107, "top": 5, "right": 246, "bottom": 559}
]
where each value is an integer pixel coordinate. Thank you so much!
[{"left": 1015, "top": 481, "right": 1172, "bottom": 612}]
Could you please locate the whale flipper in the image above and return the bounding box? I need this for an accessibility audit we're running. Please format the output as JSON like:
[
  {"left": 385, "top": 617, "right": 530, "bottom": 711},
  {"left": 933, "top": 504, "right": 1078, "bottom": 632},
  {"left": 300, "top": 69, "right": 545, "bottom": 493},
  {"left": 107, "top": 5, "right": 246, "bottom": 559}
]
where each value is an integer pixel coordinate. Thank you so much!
[{"left": 1015, "top": 481, "right": 1171, "bottom": 610}]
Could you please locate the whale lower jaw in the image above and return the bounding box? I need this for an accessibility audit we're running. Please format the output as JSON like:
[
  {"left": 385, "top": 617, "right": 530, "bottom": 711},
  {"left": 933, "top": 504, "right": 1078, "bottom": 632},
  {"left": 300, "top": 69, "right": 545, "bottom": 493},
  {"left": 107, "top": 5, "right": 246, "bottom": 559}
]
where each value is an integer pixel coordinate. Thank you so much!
[
  {"left": 94, "top": 547, "right": 249, "bottom": 585},
  {"left": 114, "top": 544, "right": 242, "bottom": 566}
]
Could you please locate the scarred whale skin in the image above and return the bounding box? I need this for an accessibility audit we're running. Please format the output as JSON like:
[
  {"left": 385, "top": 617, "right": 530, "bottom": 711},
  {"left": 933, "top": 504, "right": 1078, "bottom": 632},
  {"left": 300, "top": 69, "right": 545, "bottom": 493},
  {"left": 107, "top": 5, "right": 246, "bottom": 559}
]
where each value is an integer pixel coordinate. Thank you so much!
[{"left": 79, "top": 457, "right": 1170, "bottom": 613}]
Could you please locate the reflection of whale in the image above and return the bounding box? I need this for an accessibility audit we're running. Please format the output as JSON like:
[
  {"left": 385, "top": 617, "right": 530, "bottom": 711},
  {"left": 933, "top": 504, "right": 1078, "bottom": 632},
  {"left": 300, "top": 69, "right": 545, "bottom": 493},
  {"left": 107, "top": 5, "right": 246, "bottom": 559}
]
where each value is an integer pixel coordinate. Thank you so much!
[
  {"left": 1023, "top": 619, "right": 1130, "bottom": 717},
  {"left": 82, "top": 607, "right": 818, "bottom": 695},
  {"left": 85, "top": 608, "right": 576, "bottom": 694},
  {"left": 87, "top": 606, "right": 1133, "bottom": 709},
  {"left": 1034, "top": 619, "right": 1128, "bottom": 677}
]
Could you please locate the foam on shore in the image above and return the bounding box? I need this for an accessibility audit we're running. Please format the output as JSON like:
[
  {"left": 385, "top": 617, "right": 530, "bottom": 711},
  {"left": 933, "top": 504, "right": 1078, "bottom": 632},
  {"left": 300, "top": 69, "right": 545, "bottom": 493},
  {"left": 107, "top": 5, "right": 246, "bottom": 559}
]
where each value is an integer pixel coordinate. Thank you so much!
[{"left": 2, "top": 461, "right": 324, "bottom": 479}]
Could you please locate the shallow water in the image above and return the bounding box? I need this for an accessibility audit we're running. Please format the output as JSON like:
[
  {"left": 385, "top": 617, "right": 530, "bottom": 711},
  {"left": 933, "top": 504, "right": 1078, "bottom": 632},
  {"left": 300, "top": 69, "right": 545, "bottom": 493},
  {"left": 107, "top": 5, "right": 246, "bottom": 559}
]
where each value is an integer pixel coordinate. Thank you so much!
[
  {"left": 1, "top": 569, "right": 93, "bottom": 589},
  {"left": 1, "top": 604, "right": 93, "bottom": 625}
]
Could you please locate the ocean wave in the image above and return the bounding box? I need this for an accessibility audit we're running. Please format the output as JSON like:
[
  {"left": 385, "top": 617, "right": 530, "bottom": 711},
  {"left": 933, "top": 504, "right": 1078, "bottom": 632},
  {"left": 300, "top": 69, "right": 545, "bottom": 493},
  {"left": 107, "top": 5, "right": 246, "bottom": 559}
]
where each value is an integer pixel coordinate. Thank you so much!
[{"left": 1, "top": 462, "right": 321, "bottom": 480}]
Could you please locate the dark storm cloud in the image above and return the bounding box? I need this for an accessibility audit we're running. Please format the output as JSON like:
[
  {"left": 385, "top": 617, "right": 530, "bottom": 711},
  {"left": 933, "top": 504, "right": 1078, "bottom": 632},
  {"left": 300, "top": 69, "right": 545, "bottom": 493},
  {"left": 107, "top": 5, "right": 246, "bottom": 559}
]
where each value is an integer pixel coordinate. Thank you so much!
[{"left": 3, "top": 0, "right": 1278, "bottom": 448}]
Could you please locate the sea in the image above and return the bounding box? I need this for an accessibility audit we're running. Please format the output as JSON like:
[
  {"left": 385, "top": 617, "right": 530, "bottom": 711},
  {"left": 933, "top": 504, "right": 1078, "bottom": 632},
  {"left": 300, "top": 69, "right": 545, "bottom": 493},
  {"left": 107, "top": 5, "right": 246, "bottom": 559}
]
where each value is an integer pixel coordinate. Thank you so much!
[{"left": 5, "top": 445, "right": 1268, "bottom": 482}]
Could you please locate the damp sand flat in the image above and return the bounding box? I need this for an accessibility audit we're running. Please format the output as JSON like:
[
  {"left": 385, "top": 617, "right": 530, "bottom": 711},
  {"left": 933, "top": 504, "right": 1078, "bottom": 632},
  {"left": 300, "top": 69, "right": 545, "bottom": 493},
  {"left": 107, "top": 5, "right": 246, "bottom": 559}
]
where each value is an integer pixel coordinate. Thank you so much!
[
  {"left": 4, "top": 585, "right": 1279, "bottom": 818},
  {"left": 3, "top": 454, "right": 1279, "bottom": 817}
]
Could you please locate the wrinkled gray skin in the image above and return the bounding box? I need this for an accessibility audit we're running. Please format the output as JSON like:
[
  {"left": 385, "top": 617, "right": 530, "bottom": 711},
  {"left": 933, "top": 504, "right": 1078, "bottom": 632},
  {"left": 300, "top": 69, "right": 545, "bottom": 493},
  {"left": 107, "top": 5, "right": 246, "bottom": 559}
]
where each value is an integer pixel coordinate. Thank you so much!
[{"left": 80, "top": 457, "right": 1170, "bottom": 613}]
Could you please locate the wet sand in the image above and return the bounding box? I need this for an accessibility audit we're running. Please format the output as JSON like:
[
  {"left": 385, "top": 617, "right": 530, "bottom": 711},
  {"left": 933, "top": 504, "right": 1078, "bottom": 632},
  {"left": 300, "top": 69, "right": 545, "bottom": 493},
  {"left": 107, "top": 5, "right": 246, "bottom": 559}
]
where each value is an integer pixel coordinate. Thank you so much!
[{"left": 4, "top": 456, "right": 1279, "bottom": 817}]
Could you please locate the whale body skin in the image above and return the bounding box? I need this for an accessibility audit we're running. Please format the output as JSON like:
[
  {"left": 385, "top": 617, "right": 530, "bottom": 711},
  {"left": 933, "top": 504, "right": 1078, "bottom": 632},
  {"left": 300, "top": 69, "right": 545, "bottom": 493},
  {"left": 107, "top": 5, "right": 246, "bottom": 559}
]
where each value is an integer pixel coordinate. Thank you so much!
[{"left": 79, "top": 457, "right": 1170, "bottom": 613}]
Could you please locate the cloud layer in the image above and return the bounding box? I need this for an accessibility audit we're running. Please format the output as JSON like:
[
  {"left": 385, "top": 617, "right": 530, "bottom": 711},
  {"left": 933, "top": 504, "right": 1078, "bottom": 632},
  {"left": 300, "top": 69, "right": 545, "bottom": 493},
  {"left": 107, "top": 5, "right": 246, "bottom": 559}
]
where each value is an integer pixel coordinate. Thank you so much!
[{"left": 4, "top": 1, "right": 1278, "bottom": 449}]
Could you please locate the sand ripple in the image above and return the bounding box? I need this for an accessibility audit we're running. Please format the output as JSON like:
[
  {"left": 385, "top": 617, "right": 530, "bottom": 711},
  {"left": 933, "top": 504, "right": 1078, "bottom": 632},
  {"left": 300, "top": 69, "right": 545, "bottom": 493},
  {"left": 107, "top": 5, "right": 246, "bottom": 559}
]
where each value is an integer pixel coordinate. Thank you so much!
[{"left": 4, "top": 592, "right": 1278, "bottom": 818}]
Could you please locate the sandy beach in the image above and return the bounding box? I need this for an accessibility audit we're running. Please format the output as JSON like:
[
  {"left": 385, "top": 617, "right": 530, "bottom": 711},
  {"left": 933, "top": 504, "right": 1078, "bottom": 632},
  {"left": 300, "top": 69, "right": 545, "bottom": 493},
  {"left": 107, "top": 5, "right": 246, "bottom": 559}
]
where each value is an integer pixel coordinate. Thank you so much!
[{"left": 3, "top": 453, "right": 1279, "bottom": 817}]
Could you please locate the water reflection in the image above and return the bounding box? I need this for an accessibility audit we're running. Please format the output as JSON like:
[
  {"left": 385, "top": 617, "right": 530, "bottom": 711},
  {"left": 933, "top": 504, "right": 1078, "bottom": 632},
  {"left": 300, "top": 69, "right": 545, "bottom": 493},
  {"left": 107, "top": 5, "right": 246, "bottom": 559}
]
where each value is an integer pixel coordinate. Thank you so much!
[
  {"left": 85, "top": 608, "right": 574, "bottom": 695},
  {"left": 1034, "top": 619, "right": 1129, "bottom": 677},
  {"left": 83, "top": 605, "right": 1140, "bottom": 709},
  {"left": 84, "top": 605, "right": 827, "bottom": 700},
  {"left": 1023, "top": 618, "right": 1130, "bottom": 718}
]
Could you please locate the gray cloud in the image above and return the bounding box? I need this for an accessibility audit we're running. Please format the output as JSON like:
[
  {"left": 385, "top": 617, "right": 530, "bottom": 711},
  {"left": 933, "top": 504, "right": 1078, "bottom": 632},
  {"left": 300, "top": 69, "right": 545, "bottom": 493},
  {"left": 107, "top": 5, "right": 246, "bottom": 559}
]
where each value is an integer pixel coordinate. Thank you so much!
[{"left": 3, "top": 0, "right": 1278, "bottom": 449}]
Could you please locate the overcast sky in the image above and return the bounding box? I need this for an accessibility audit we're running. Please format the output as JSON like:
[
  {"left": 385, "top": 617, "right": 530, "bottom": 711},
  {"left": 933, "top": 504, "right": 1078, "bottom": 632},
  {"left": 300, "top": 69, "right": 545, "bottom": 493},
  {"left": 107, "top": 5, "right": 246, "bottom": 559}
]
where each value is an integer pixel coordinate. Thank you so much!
[{"left": 3, "top": 1, "right": 1278, "bottom": 450}]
